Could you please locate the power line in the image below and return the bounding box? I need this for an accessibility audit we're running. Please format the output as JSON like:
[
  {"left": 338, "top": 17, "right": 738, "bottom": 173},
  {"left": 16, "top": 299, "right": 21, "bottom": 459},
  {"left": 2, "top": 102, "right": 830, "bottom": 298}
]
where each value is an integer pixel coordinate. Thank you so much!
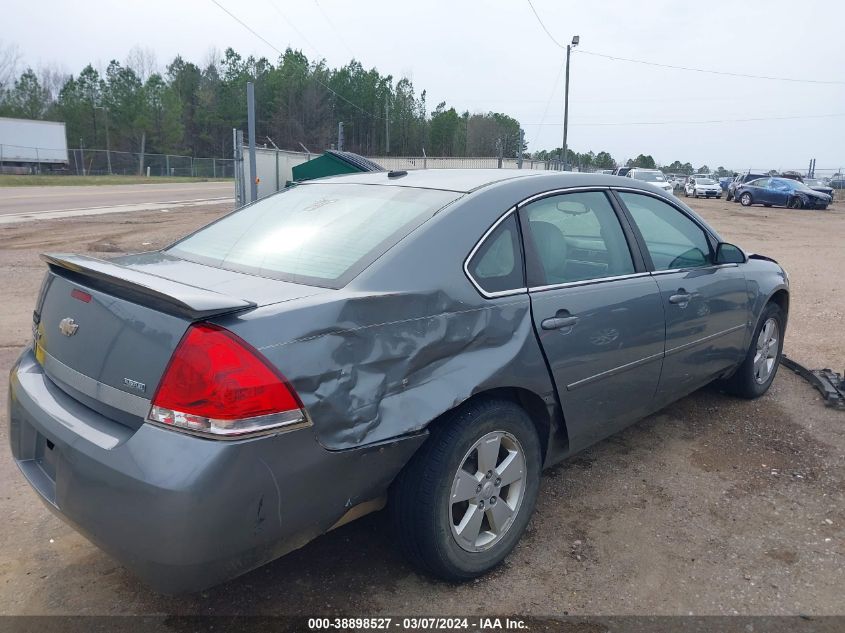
[
  {"left": 524, "top": 0, "right": 844, "bottom": 85},
  {"left": 313, "top": 0, "right": 357, "bottom": 60},
  {"left": 524, "top": 112, "right": 845, "bottom": 127},
  {"left": 525, "top": 0, "right": 565, "bottom": 49},
  {"left": 266, "top": 0, "right": 323, "bottom": 59},
  {"left": 209, "top": 0, "right": 381, "bottom": 118},
  {"left": 529, "top": 60, "right": 565, "bottom": 150},
  {"left": 576, "top": 50, "right": 845, "bottom": 86}
]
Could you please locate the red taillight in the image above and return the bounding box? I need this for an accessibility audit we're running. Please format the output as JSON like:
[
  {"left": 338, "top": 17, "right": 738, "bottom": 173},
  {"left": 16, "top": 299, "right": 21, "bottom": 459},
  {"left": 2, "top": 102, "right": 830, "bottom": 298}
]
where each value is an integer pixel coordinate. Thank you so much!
[{"left": 148, "top": 323, "right": 306, "bottom": 437}]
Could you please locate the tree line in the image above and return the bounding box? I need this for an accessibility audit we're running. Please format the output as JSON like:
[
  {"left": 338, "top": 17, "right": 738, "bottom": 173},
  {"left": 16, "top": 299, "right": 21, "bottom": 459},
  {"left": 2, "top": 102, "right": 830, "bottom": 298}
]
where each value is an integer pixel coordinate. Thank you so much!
[
  {"left": 0, "top": 42, "right": 731, "bottom": 173},
  {"left": 0, "top": 46, "right": 529, "bottom": 159}
]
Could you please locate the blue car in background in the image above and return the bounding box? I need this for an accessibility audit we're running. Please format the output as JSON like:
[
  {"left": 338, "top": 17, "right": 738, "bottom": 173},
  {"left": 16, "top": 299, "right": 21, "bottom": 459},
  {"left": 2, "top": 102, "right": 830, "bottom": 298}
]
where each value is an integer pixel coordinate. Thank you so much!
[{"left": 736, "top": 177, "right": 831, "bottom": 210}]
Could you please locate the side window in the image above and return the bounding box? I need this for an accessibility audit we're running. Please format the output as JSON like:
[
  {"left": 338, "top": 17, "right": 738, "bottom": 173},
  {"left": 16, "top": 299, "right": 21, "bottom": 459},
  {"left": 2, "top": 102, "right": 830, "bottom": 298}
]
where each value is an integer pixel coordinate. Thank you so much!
[
  {"left": 466, "top": 214, "right": 524, "bottom": 294},
  {"left": 618, "top": 192, "right": 713, "bottom": 271},
  {"left": 521, "top": 191, "right": 635, "bottom": 286}
]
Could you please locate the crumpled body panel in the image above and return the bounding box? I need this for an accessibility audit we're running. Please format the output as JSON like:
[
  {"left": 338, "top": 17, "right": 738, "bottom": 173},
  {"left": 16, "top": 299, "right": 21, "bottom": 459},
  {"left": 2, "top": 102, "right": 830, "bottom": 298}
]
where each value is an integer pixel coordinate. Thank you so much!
[{"left": 258, "top": 293, "right": 546, "bottom": 448}]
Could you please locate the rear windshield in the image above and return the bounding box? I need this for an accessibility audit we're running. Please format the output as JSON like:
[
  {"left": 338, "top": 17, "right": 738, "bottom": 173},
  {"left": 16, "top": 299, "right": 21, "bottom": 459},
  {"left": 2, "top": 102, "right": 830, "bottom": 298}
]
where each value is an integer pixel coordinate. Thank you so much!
[{"left": 168, "top": 183, "right": 461, "bottom": 287}]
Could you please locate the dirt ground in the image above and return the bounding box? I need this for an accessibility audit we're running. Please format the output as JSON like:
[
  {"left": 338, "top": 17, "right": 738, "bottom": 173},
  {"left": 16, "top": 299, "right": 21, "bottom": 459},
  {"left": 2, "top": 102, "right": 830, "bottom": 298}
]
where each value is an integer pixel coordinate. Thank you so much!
[{"left": 0, "top": 195, "right": 843, "bottom": 616}]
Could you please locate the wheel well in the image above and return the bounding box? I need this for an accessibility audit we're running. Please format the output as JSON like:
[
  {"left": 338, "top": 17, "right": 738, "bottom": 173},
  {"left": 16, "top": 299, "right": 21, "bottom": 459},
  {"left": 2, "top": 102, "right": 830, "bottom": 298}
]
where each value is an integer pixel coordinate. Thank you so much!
[
  {"left": 441, "top": 387, "right": 562, "bottom": 464},
  {"left": 769, "top": 289, "right": 789, "bottom": 322}
]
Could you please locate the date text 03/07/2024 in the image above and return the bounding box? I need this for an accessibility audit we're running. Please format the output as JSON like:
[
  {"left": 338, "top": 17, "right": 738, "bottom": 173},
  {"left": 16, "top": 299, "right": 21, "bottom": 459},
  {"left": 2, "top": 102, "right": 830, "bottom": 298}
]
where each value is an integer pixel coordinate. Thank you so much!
[{"left": 306, "top": 617, "right": 528, "bottom": 630}]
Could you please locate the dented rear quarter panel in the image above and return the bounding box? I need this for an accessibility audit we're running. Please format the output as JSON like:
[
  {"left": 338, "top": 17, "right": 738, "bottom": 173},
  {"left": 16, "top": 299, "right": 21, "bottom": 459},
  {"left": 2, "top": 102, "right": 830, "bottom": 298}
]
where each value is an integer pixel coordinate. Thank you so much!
[{"left": 213, "top": 177, "right": 566, "bottom": 452}]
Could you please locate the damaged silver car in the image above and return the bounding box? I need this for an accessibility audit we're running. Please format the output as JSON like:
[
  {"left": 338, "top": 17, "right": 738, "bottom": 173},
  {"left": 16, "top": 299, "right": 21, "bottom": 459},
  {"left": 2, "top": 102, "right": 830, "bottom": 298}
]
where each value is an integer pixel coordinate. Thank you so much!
[{"left": 8, "top": 169, "right": 789, "bottom": 592}]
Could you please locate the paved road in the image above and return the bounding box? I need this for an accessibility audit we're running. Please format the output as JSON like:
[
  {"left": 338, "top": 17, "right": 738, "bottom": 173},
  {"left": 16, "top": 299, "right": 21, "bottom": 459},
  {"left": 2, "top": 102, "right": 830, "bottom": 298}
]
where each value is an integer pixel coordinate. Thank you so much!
[{"left": 0, "top": 182, "right": 234, "bottom": 223}]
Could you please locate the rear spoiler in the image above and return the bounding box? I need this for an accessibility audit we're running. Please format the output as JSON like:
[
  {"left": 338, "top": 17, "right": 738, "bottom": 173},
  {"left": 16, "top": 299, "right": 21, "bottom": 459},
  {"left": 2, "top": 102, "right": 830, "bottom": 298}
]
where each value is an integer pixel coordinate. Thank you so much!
[{"left": 41, "top": 253, "right": 257, "bottom": 320}]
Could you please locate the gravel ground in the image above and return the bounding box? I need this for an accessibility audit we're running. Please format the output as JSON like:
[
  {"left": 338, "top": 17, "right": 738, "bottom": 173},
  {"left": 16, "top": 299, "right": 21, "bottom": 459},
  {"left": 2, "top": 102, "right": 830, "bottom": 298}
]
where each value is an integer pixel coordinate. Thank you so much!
[{"left": 0, "top": 195, "right": 843, "bottom": 616}]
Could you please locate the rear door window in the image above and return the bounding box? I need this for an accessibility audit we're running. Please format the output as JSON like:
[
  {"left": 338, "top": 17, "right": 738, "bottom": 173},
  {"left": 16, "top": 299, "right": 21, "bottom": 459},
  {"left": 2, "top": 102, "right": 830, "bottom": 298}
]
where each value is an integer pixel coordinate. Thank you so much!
[
  {"left": 521, "top": 191, "right": 635, "bottom": 286},
  {"left": 168, "top": 183, "right": 461, "bottom": 288}
]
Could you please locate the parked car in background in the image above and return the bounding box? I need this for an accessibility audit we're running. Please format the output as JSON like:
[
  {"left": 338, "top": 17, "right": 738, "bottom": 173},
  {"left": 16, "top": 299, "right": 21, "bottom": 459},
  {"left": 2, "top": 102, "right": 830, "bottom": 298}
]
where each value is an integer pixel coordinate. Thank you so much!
[
  {"left": 718, "top": 177, "right": 732, "bottom": 192},
  {"left": 685, "top": 176, "right": 722, "bottom": 199},
  {"left": 827, "top": 175, "right": 845, "bottom": 190},
  {"left": 9, "top": 169, "right": 789, "bottom": 593},
  {"left": 727, "top": 171, "right": 769, "bottom": 202},
  {"left": 779, "top": 171, "right": 804, "bottom": 183},
  {"left": 612, "top": 166, "right": 633, "bottom": 177},
  {"left": 736, "top": 177, "right": 831, "bottom": 209},
  {"left": 803, "top": 178, "right": 835, "bottom": 200},
  {"left": 626, "top": 168, "right": 675, "bottom": 195}
]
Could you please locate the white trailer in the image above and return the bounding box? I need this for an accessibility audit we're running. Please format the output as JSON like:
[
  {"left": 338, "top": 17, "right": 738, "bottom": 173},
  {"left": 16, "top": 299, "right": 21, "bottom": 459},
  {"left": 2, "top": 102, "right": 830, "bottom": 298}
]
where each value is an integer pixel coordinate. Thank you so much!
[{"left": 0, "top": 117, "right": 69, "bottom": 171}]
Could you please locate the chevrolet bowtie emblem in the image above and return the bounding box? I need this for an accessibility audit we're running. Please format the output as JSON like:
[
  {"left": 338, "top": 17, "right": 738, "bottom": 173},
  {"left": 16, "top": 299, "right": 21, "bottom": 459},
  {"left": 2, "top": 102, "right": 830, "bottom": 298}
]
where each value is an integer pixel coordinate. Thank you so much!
[{"left": 59, "top": 317, "right": 79, "bottom": 337}]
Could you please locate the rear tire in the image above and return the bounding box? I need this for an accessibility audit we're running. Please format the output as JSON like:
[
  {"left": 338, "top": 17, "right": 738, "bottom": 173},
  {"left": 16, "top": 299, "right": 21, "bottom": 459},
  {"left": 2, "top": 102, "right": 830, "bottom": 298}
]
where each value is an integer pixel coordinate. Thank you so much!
[
  {"left": 788, "top": 196, "right": 804, "bottom": 209},
  {"left": 390, "top": 398, "right": 541, "bottom": 580},
  {"left": 740, "top": 192, "right": 753, "bottom": 206},
  {"left": 722, "top": 302, "right": 784, "bottom": 399}
]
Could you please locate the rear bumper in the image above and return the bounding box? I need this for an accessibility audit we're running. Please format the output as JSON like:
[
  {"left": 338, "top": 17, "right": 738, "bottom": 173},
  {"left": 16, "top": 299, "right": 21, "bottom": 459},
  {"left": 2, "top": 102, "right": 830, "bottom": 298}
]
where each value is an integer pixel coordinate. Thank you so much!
[{"left": 8, "top": 348, "right": 425, "bottom": 593}]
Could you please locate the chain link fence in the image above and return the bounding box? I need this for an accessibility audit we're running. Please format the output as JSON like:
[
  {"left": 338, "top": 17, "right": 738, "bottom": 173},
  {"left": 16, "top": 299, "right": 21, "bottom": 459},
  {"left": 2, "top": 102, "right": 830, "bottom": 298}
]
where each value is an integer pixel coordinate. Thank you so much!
[{"left": 0, "top": 143, "right": 235, "bottom": 178}]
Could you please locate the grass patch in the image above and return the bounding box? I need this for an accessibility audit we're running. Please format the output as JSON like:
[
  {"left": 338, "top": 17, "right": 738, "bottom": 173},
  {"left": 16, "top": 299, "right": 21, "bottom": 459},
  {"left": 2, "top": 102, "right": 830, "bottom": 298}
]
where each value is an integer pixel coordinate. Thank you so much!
[{"left": 0, "top": 175, "right": 234, "bottom": 187}]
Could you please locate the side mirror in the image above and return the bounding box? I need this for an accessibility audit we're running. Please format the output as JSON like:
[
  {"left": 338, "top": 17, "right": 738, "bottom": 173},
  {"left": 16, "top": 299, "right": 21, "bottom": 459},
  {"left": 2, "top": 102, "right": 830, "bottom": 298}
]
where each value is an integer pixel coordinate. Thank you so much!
[{"left": 715, "top": 242, "right": 746, "bottom": 264}]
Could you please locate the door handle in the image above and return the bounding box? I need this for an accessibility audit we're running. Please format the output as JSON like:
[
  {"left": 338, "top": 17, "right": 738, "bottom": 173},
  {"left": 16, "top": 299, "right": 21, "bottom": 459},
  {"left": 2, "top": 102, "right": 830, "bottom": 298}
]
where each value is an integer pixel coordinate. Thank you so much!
[
  {"left": 541, "top": 315, "right": 579, "bottom": 330},
  {"left": 669, "top": 292, "right": 692, "bottom": 305}
]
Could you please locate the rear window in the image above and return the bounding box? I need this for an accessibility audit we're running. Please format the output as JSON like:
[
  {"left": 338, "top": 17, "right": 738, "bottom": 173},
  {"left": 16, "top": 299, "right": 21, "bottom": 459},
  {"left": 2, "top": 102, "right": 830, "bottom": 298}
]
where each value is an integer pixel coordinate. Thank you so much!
[{"left": 168, "top": 183, "right": 461, "bottom": 287}]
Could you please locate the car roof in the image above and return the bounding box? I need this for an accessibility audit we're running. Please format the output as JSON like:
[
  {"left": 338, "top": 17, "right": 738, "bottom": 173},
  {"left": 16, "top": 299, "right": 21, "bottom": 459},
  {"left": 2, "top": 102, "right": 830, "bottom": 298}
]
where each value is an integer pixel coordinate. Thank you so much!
[
  {"left": 310, "top": 168, "right": 549, "bottom": 193},
  {"left": 306, "top": 168, "right": 677, "bottom": 194}
]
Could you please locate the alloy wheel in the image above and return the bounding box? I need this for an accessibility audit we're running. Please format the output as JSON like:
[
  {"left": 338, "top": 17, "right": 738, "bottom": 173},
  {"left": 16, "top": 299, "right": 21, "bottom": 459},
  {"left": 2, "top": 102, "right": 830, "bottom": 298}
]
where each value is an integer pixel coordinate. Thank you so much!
[
  {"left": 449, "top": 431, "right": 526, "bottom": 552},
  {"left": 753, "top": 317, "right": 779, "bottom": 384}
]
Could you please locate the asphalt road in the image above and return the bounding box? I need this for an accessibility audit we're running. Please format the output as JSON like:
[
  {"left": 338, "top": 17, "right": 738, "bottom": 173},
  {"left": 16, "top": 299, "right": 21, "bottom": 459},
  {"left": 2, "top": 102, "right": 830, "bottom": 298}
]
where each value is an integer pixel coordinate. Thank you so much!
[{"left": 0, "top": 182, "right": 234, "bottom": 223}]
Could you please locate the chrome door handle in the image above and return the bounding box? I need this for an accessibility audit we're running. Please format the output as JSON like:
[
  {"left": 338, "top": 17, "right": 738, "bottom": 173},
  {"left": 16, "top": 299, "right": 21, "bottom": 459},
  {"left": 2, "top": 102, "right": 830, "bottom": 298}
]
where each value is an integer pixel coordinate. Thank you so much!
[
  {"left": 541, "top": 316, "right": 579, "bottom": 330},
  {"left": 669, "top": 293, "right": 692, "bottom": 305}
]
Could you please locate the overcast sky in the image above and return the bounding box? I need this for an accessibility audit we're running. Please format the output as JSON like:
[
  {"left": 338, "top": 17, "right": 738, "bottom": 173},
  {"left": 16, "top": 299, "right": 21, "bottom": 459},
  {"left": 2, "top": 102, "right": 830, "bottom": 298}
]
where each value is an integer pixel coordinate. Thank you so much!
[{"left": 5, "top": 0, "right": 845, "bottom": 170}]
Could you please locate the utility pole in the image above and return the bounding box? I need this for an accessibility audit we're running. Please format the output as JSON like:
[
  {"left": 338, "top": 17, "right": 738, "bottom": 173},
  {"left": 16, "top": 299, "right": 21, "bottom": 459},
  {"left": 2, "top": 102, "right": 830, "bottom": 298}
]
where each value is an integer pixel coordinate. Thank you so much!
[
  {"left": 385, "top": 101, "right": 390, "bottom": 155},
  {"left": 247, "top": 81, "right": 258, "bottom": 202},
  {"left": 96, "top": 106, "right": 113, "bottom": 175},
  {"left": 337, "top": 121, "right": 345, "bottom": 152},
  {"left": 138, "top": 131, "right": 146, "bottom": 177},
  {"left": 562, "top": 35, "right": 580, "bottom": 172},
  {"left": 80, "top": 138, "right": 85, "bottom": 176}
]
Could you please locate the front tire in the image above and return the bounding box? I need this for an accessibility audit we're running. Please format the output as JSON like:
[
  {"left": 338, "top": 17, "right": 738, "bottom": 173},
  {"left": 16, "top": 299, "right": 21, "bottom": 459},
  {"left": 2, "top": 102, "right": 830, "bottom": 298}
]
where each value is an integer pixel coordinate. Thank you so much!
[
  {"left": 390, "top": 398, "right": 541, "bottom": 580},
  {"left": 740, "top": 192, "right": 753, "bottom": 206},
  {"left": 723, "top": 302, "right": 784, "bottom": 398}
]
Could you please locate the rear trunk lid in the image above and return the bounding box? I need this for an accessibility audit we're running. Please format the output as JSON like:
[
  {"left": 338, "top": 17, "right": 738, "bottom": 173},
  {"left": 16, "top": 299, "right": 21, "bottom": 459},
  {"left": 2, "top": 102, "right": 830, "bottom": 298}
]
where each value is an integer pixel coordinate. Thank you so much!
[{"left": 34, "top": 252, "right": 328, "bottom": 428}]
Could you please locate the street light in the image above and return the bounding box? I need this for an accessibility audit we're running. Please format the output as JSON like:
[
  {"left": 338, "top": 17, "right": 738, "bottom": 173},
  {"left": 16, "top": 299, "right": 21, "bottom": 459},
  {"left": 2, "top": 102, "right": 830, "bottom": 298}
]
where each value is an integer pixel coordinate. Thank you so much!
[
  {"left": 562, "top": 34, "right": 579, "bottom": 171},
  {"left": 94, "top": 106, "right": 113, "bottom": 175}
]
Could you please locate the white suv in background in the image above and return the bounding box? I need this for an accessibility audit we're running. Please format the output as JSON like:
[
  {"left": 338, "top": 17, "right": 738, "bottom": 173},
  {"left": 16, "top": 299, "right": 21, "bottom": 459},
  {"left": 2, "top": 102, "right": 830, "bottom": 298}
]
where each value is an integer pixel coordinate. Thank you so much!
[{"left": 626, "top": 169, "right": 675, "bottom": 196}]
